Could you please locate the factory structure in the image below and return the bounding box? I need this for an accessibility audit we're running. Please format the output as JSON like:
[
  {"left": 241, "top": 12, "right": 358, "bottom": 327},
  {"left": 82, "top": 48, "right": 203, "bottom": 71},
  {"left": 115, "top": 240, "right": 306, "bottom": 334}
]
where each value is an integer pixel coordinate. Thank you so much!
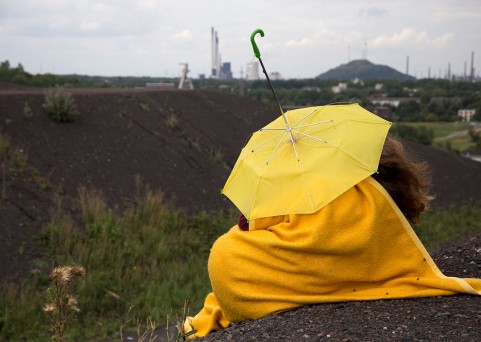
[
  {"left": 211, "top": 27, "right": 233, "bottom": 80},
  {"left": 210, "top": 27, "right": 281, "bottom": 81}
]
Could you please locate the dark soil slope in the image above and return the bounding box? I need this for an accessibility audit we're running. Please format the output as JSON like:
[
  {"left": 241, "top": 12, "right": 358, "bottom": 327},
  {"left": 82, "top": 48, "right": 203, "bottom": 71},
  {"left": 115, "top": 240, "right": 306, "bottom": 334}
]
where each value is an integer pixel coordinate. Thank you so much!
[
  {"left": 1, "top": 85, "right": 481, "bottom": 334},
  {"left": 1, "top": 86, "right": 481, "bottom": 282},
  {"left": 0, "top": 87, "right": 277, "bottom": 213}
]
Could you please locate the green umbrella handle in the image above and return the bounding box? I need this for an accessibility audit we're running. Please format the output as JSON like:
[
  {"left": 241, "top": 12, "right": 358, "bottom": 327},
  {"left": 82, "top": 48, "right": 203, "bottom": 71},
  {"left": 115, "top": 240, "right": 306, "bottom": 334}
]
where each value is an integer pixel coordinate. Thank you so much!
[{"left": 250, "top": 29, "right": 264, "bottom": 58}]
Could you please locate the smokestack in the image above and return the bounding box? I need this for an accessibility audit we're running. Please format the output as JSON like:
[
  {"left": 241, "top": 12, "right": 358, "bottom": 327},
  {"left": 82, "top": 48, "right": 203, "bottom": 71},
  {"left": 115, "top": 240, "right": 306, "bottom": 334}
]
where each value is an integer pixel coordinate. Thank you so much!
[
  {"left": 448, "top": 62, "right": 451, "bottom": 80},
  {"left": 216, "top": 33, "right": 220, "bottom": 77},
  {"left": 428, "top": 67, "right": 431, "bottom": 79},
  {"left": 211, "top": 27, "right": 216, "bottom": 77},
  {"left": 211, "top": 27, "right": 222, "bottom": 79},
  {"left": 470, "top": 51, "right": 475, "bottom": 82},
  {"left": 406, "top": 56, "right": 409, "bottom": 75}
]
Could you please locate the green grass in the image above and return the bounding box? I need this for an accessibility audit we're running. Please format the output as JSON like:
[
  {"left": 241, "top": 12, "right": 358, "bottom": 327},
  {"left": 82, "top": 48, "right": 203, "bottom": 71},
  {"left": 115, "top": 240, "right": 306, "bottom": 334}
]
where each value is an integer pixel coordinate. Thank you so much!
[
  {"left": 403, "top": 122, "right": 470, "bottom": 139},
  {"left": 416, "top": 201, "right": 481, "bottom": 250},
  {"left": 0, "top": 186, "right": 238, "bottom": 341},
  {"left": 403, "top": 121, "right": 481, "bottom": 152}
]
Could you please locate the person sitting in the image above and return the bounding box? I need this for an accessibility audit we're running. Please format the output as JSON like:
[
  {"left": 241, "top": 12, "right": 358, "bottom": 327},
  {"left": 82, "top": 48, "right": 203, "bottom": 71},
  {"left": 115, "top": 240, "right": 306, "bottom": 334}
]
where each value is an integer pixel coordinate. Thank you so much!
[{"left": 184, "top": 135, "right": 481, "bottom": 338}]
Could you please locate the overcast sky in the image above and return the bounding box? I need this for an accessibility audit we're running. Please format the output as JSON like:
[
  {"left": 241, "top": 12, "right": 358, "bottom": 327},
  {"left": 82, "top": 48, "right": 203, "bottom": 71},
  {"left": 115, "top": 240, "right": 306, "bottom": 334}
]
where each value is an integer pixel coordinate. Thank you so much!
[{"left": 1, "top": 0, "right": 480, "bottom": 79}]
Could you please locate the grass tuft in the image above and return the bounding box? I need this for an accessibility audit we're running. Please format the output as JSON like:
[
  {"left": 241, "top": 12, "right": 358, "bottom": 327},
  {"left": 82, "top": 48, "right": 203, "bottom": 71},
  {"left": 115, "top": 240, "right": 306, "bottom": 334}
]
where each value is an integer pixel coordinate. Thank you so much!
[{"left": 416, "top": 201, "right": 481, "bottom": 250}]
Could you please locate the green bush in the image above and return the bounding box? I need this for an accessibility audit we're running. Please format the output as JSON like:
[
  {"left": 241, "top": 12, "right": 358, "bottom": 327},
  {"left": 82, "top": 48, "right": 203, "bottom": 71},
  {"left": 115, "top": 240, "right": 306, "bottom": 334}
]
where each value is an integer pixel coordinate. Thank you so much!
[
  {"left": 43, "top": 87, "right": 79, "bottom": 122},
  {"left": 390, "top": 123, "right": 434, "bottom": 145}
]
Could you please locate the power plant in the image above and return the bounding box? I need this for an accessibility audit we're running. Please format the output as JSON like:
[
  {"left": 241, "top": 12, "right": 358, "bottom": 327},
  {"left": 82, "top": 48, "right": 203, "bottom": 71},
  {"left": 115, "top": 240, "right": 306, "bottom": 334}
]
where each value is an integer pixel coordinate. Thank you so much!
[
  {"left": 211, "top": 27, "right": 233, "bottom": 80},
  {"left": 208, "top": 27, "right": 474, "bottom": 82}
]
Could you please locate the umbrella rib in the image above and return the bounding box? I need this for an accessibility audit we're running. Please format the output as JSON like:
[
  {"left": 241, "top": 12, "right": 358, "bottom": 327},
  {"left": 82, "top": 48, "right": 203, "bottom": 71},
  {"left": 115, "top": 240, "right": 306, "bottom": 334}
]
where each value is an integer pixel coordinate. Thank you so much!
[
  {"left": 292, "top": 130, "right": 327, "bottom": 144},
  {"left": 260, "top": 128, "right": 288, "bottom": 131},
  {"left": 290, "top": 136, "right": 300, "bottom": 162},
  {"left": 292, "top": 108, "right": 319, "bottom": 127},
  {"left": 293, "top": 130, "right": 376, "bottom": 171},
  {"left": 265, "top": 131, "right": 289, "bottom": 165},
  {"left": 294, "top": 120, "right": 333, "bottom": 130},
  {"left": 251, "top": 130, "right": 286, "bottom": 153},
  {"left": 292, "top": 142, "right": 314, "bottom": 211}
]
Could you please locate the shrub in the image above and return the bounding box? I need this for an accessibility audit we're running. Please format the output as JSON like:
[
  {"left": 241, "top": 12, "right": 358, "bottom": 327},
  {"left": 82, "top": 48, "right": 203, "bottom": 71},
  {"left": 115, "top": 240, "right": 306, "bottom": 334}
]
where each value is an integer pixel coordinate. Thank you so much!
[
  {"left": 139, "top": 102, "right": 150, "bottom": 112},
  {"left": 390, "top": 123, "right": 434, "bottom": 145},
  {"left": 165, "top": 114, "right": 179, "bottom": 130},
  {"left": 23, "top": 101, "right": 33, "bottom": 119},
  {"left": 43, "top": 87, "right": 79, "bottom": 122}
]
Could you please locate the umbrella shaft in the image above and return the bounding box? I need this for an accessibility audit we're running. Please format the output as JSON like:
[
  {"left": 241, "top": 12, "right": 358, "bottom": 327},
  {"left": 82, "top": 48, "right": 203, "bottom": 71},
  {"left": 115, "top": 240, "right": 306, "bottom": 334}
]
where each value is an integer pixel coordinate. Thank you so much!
[{"left": 258, "top": 57, "right": 287, "bottom": 124}]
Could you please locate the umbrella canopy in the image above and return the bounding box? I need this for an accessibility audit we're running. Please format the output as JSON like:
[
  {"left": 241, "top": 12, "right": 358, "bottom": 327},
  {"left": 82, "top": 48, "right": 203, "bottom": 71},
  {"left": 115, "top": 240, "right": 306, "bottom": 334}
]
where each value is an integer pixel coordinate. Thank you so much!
[{"left": 222, "top": 103, "right": 392, "bottom": 220}]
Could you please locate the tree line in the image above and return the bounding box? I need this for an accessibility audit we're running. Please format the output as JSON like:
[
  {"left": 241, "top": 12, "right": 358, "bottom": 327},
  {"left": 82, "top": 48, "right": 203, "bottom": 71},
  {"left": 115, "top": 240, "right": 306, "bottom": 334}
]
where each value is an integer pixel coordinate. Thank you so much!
[{"left": 2, "top": 59, "right": 480, "bottom": 124}]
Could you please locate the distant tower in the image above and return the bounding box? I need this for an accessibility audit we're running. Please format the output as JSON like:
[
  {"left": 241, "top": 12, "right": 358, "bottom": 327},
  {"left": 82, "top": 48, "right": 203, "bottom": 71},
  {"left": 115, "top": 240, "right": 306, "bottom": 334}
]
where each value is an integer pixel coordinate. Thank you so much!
[
  {"left": 470, "top": 51, "right": 475, "bottom": 82},
  {"left": 178, "top": 63, "right": 194, "bottom": 90},
  {"left": 246, "top": 61, "right": 260, "bottom": 80},
  {"left": 211, "top": 27, "right": 222, "bottom": 79},
  {"left": 406, "top": 56, "right": 409, "bottom": 76},
  {"left": 447, "top": 62, "right": 451, "bottom": 80}
]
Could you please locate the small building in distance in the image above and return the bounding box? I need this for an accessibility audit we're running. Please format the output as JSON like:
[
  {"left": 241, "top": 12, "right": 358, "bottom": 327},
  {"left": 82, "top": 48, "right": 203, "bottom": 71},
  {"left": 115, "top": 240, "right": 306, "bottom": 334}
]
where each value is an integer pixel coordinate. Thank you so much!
[
  {"left": 458, "top": 109, "right": 477, "bottom": 122},
  {"left": 270, "top": 72, "right": 282, "bottom": 80},
  {"left": 331, "top": 82, "right": 348, "bottom": 94},
  {"left": 369, "top": 95, "right": 420, "bottom": 108}
]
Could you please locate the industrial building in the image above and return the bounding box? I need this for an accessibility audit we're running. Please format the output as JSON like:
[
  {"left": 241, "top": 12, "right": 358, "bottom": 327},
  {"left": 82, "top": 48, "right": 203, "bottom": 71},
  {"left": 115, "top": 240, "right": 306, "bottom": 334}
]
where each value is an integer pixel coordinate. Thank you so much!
[{"left": 211, "top": 27, "right": 233, "bottom": 80}]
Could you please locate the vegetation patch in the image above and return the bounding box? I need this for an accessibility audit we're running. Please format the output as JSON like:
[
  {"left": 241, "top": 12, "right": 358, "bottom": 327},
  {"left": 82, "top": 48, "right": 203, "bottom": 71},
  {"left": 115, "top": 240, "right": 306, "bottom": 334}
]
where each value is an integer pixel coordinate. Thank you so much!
[
  {"left": 416, "top": 201, "right": 481, "bottom": 250},
  {"left": 165, "top": 114, "right": 179, "bottom": 130},
  {"left": 0, "top": 133, "right": 49, "bottom": 197},
  {"left": 22, "top": 101, "right": 33, "bottom": 119},
  {"left": 139, "top": 102, "right": 151, "bottom": 112},
  {"left": 43, "top": 87, "right": 79, "bottom": 122},
  {"left": 0, "top": 186, "right": 237, "bottom": 340}
]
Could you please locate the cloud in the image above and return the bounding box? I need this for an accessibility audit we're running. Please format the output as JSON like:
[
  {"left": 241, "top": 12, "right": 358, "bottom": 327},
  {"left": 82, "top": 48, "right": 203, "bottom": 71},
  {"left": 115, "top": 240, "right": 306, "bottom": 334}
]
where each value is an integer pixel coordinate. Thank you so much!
[
  {"left": 284, "top": 23, "right": 363, "bottom": 49},
  {"left": 79, "top": 21, "right": 100, "bottom": 32},
  {"left": 369, "top": 28, "right": 454, "bottom": 49},
  {"left": 366, "top": 7, "right": 386, "bottom": 17},
  {"left": 432, "top": 10, "right": 481, "bottom": 22},
  {"left": 358, "top": 7, "right": 387, "bottom": 17},
  {"left": 173, "top": 29, "right": 192, "bottom": 40}
]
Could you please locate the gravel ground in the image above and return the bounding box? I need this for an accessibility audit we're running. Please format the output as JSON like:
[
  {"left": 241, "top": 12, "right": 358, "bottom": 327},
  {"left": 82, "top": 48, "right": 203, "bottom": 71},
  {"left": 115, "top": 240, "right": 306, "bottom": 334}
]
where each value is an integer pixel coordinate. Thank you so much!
[{"left": 198, "top": 234, "right": 481, "bottom": 342}]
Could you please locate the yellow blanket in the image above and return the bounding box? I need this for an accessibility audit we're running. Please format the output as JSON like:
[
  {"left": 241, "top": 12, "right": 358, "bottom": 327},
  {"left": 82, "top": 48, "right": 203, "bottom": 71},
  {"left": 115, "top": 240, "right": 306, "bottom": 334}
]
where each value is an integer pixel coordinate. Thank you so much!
[{"left": 186, "top": 177, "right": 481, "bottom": 338}]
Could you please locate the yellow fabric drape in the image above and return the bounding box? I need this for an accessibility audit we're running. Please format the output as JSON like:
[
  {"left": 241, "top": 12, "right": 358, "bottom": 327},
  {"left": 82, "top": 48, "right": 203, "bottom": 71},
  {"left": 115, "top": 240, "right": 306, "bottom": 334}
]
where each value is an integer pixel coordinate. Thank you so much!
[{"left": 186, "top": 177, "right": 481, "bottom": 338}]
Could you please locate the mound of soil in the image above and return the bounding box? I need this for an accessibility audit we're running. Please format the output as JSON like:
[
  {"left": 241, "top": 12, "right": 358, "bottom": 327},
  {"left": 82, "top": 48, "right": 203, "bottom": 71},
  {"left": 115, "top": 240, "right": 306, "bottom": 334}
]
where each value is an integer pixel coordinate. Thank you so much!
[
  {"left": 0, "top": 86, "right": 276, "bottom": 282},
  {"left": 1, "top": 85, "right": 481, "bottom": 282},
  {"left": 1, "top": 84, "right": 481, "bottom": 341}
]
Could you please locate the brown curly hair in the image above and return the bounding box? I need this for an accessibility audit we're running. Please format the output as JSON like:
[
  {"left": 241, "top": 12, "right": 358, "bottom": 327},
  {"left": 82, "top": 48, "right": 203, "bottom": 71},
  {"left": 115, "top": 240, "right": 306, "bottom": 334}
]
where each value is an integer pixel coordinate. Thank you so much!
[{"left": 372, "top": 135, "right": 434, "bottom": 224}]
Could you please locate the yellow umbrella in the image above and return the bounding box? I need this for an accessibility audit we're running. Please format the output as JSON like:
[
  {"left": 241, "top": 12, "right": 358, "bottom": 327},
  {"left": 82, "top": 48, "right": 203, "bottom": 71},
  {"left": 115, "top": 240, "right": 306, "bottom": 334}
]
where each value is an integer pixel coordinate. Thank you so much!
[{"left": 222, "top": 103, "right": 392, "bottom": 220}]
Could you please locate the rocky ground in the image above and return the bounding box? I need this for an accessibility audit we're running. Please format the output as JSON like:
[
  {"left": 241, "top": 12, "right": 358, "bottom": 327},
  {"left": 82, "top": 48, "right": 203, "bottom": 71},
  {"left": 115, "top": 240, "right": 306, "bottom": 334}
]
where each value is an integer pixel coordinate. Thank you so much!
[{"left": 199, "top": 234, "right": 481, "bottom": 342}]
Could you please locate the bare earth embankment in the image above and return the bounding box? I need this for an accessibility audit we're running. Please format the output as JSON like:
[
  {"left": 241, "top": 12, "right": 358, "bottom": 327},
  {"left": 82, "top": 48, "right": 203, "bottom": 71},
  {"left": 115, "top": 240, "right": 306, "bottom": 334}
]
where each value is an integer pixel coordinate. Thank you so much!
[{"left": 1, "top": 83, "right": 481, "bottom": 341}]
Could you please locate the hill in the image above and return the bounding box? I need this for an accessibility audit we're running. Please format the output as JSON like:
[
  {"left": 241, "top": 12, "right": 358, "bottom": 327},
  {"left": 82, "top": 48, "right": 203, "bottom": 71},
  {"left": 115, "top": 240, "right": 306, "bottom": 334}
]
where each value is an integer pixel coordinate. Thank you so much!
[
  {"left": 1, "top": 84, "right": 481, "bottom": 340},
  {"left": 317, "top": 59, "right": 415, "bottom": 81},
  {"left": 1, "top": 85, "right": 481, "bottom": 282}
]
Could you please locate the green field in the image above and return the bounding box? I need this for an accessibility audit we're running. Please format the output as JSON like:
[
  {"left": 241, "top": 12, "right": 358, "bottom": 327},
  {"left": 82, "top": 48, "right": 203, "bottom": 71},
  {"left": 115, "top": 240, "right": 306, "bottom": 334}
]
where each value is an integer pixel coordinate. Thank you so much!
[{"left": 404, "top": 121, "right": 481, "bottom": 151}]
